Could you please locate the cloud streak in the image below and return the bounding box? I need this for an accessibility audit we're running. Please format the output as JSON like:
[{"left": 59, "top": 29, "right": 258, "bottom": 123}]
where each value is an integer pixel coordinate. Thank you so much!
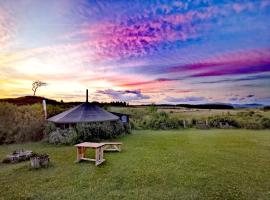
[
  {"left": 0, "top": 8, "right": 16, "bottom": 49},
  {"left": 96, "top": 89, "right": 150, "bottom": 102},
  {"left": 196, "top": 74, "right": 270, "bottom": 84},
  {"left": 167, "top": 49, "right": 270, "bottom": 78},
  {"left": 164, "top": 96, "right": 207, "bottom": 103}
]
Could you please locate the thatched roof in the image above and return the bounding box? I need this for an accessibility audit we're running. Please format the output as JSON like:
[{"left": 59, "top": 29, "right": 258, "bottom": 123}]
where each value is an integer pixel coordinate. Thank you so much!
[{"left": 47, "top": 102, "right": 119, "bottom": 123}]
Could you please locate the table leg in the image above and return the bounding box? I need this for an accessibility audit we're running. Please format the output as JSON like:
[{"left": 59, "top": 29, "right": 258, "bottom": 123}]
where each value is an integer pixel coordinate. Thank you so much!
[
  {"left": 111, "top": 144, "right": 121, "bottom": 152},
  {"left": 117, "top": 144, "right": 121, "bottom": 152},
  {"left": 95, "top": 146, "right": 104, "bottom": 166},
  {"left": 82, "top": 147, "right": 86, "bottom": 158},
  {"left": 76, "top": 147, "right": 81, "bottom": 162},
  {"left": 76, "top": 147, "right": 87, "bottom": 162}
]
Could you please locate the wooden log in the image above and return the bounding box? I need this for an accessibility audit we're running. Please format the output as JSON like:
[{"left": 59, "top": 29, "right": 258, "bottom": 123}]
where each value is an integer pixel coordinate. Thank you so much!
[
  {"left": 30, "top": 157, "right": 41, "bottom": 169},
  {"left": 39, "top": 155, "right": 50, "bottom": 168},
  {"left": 30, "top": 154, "right": 49, "bottom": 169}
]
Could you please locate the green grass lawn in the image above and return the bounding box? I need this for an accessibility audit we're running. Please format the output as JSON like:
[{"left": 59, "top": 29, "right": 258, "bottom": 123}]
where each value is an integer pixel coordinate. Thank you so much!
[{"left": 0, "top": 129, "right": 270, "bottom": 200}]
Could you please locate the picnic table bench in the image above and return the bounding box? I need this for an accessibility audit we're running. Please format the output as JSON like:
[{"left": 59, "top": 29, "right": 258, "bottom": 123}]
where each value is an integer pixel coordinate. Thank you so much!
[
  {"left": 75, "top": 142, "right": 105, "bottom": 166},
  {"left": 102, "top": 142, "right": 122, "bottom": 152}
]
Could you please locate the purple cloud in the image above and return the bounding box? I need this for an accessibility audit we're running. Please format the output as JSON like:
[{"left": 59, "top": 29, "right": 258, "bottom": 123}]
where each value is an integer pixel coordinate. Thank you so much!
[
  {"left": 197, "top": 74, "right": 270, "bottom": 84},
  {"left": 164, "top": 96, "right": 207, "bottom": 103},
  {"left": 228, "top": 94, "right": 257, "bottom": 103},
  {"left": 120, "top": 78, "right": 179, "bottom": 87},
  {"left": 73, "top": 1, "right": 266, "bottom": 61},
  {"left": 96, "top": 89, "right": 150, "bottom": 102},
  {"left": 168, "top": 49, "right": 270, "bottom": 78},
  {"left": 191, "top": 64, "right": 270, "bottom": 78}
]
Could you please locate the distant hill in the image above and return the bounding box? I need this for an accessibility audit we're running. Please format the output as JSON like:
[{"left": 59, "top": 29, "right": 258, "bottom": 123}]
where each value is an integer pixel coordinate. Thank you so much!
[
  {"left": 135, "top": 103, "right": 234, "bottom": 109},
  {"left": 176, "top": 104, "right": 234, "bottom": 109},
  {"left": 0, "top": 96, "right": 127, "bottom": 107},
  {"left": 0, "top": 96, "right": 60, "bottom": 106},
  {"left": 136, "top": 103, "right": 269, "bottom": 109},
  {"left": 232, "top": 103, "right": 265, "bottom": 108},
  {"left": 263, "top": 106, "right": 270, "bottom": 111},
  {"left": 0, "top": 96, "right": 267, "bottom": 109}
]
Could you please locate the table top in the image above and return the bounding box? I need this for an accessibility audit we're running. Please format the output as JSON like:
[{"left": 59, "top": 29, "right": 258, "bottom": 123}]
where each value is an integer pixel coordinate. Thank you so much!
[
  {"left": 101, "top": 142, "right": 122, "bottom": 145},
  {"left": 75, "top": 142, "right": 105, "bottom": 148}
]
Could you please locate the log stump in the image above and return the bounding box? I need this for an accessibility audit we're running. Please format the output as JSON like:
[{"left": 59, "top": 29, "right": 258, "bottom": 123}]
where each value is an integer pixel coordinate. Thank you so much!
[{"left": 30, "top": 154, "right": 50, "bottom": 169}]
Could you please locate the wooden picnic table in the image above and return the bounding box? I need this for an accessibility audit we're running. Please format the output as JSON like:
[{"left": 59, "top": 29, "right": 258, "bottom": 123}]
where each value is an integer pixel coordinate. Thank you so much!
[
  {"left": 75, "top": 142, "right": 105, "bottom": 166},
  {"left": 102, "top": 142, "right": 122, "bottom": 152}
]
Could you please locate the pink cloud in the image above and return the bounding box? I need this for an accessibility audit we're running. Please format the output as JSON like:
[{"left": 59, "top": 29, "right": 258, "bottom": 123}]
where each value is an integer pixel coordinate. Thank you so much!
[
  {"left": 65, "top": 4, "right": 224, "bottom": 62},
  {"left": 79, "top": 1, "right": 262, "bottom": 62},
  {"left": 0, "top": 8, "right": 16, "bottom": 49},
  {"left": 191, "top": 63, "right": 270, "bottom": 77},
  {"left": 120, "top": 78, "right": 179, "bottom": 88},
  {"left": 175, "top": 89, "right": 193, "bottom": 94},
  {"left": 53, "top": 1, "right": 266, "bottom": 64}
]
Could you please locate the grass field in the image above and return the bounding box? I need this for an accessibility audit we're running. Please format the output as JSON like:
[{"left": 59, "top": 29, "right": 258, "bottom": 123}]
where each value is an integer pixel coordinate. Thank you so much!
[
  {"left": 110, "top": 106, "right": 270, "bottom": 119},
  {"left": 0, "top": 129, "right": 270, "bottom": 200}
]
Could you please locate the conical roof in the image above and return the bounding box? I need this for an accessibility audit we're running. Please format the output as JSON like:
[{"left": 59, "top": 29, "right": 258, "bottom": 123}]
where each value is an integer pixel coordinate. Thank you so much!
[{"left": 47, "top": 102, "right": 119, "bottom": 123}]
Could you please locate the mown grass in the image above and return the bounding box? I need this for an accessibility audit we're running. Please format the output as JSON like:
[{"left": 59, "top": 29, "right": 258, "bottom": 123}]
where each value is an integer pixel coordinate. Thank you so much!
[{"left": 0, "top": 129, "right": 270, "bottom": 200}]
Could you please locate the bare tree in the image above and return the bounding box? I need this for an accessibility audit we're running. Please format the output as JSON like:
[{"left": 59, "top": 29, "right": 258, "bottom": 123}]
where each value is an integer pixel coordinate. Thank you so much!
[{"left": 32, "top": 81, "right": 47, "bottom": 96}]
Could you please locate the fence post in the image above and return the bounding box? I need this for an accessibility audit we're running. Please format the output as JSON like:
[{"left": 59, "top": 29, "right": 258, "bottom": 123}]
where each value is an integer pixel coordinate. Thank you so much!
[
  {"left": 42, "top": 100, "right": 47, "bottom": 120},
  {"left": 183, "top": 120, "right": 186, "bottom": 128}
]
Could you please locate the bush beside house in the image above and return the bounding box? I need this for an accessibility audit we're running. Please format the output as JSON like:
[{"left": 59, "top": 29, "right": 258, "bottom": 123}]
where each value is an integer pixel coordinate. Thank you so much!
[{"left": 45, "top": 121, "right": 130, "bottom": 145}]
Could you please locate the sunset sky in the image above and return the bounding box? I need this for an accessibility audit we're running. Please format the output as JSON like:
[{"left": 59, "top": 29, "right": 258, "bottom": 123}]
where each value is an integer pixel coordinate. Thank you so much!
[{"left": 0, "top": 0, "right": 270, "bottom": 104}]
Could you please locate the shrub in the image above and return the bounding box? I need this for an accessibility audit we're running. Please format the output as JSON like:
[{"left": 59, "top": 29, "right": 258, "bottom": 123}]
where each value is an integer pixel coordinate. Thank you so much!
[
  {"left": 48, "top": 128, "right": 77, "bottom": 145},
  {"left": 261, "top": 118, "right": 270, "bottom": 129},
  {"left": 145, "top": 112, "right": 184, "bottom": 130},
  {"left": 123, "top": 122, "right": 131, "bottom": 134},
  {"left": 146, "top": 104, "right": 158, "bottom": 114},
  {"left": 43, "top": 122, "right": 56, "bottom": 138},
  {"left": 191, "top": 118, "right": 197, "bottom": 126},
  {"left": 195, "top": 120, "right": 209, "bottom": 129},
  {"left": 47, "top": 120, "right": 129, "bottom": 144},
  {"left": 75, "top": 121, "right": 127, "bottom": 142},
  {"left": 46, "top": 104, "right": 70, "bottom": 118},
  {"left": 208, "top": 116, "right": 239, "bottom": 128},
  {"left": 238, "top": 120, "right": 263, "bottom": 129},
  {"left": 146, "top": 111, "right": 168, "bottom": 130},
  {"left": 263, "top": 106, "right": 270, "bottom": 111},
  {"left": 234, "top": 111, "right": 266, "bottom": 129},
  {"left": 0, "top": 103, "right": 45, "bottom": 144}
]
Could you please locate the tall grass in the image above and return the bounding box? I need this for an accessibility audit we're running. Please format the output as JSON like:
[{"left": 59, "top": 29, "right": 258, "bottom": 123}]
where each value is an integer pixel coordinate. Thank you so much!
[
  {"left": 0, "top": 103, "right": 45, "bottom": 144},
  {"left": 113, "top": 107, "right": 270, "bottom": 130}
]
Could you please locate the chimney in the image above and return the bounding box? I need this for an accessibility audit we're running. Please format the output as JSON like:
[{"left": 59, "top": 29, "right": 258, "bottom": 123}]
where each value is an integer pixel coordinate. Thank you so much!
[{"left": 86, "top": 89, "right": 88, "bottom": 102}]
